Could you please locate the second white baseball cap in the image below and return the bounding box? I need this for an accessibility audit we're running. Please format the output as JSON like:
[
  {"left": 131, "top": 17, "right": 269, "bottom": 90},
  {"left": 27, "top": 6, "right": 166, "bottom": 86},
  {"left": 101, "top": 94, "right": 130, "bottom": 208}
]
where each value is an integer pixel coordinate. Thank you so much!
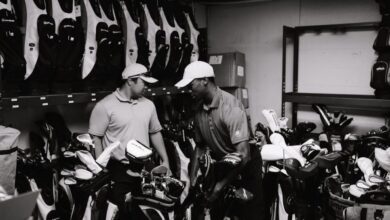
[
  {"left": 175, "top": 61, "right": 215, "bottom": 88},
  {"left": 122, "top": 63, "right": 158, "bottom": 84}
]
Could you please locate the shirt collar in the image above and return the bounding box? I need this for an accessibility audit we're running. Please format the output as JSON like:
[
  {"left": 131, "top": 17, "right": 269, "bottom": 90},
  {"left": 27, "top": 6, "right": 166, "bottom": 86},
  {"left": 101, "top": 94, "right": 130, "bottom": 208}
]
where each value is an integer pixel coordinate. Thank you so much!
[
  {"left": 203, "top": 88, "right": 222, "bottom": 111},
  {"left": 114, "top": 89, "right": 138, "bottom": 104}
]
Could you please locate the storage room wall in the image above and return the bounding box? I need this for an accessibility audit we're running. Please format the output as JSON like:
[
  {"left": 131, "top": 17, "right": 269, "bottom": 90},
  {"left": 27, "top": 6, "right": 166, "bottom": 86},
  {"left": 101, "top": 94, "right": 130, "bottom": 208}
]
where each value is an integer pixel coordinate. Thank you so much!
[
  {"left": 3, "top": 3, "right": 207, "bottom": 149},
  {"left": 207, "top": 0, "right": 384, "bottom": 134}
]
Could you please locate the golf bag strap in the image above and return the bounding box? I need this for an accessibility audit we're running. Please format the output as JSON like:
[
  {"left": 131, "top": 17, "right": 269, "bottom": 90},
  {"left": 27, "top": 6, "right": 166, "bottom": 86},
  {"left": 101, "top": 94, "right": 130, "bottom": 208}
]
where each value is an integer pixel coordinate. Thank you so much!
[{"left": 0, "top": 146, "right": 17, "bottom": 155}]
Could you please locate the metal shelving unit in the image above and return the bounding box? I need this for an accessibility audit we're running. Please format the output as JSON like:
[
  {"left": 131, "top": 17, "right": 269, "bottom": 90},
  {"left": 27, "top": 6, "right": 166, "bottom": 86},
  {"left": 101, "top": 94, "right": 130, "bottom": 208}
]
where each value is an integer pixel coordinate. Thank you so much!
[
  {"left": 0, "top": 87, "right": 190, "bottom": 110},
  {"left": 281, "top": 22, "right": 388, "bottom": 127}
]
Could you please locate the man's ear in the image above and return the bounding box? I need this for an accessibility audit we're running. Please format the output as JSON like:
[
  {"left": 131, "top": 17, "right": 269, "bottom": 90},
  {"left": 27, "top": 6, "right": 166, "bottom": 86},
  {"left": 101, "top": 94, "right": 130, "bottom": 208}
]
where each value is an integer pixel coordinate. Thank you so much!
[
  {"left": 202, "top": 78, "right": 209, "bottom": 86},
  {"left": 127, "top": 78, "right": 134, "bottom": 86}
]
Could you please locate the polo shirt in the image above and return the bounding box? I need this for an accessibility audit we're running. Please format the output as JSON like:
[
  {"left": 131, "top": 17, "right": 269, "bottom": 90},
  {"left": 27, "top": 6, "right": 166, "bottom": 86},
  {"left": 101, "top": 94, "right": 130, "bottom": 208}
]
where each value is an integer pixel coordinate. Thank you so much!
[
  {"left": 88, "top": 89, "right": 162, "bottom": 162},
  {"left": 194, "top": 88, "right": 249, "bottom": 159}
]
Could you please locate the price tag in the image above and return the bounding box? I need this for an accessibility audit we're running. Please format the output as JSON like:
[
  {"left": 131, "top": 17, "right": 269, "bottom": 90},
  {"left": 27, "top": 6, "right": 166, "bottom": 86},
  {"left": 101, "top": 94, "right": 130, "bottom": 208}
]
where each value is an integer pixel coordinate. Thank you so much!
[
  {"left": 40, "top": 97, "right": 46, "bottom": 100},
  {"left": 242, "top": 89, "right": 248, "bottom": 99},
  {"left": 42, "top": 103, "right": 48, "bottom": 106},
  {"left": 12, "top": 105, "right": 19, "bottom": 109},
  {"left": 68, "top": 100, "right": 74, "bottom": 104},
  {"left": 237, "top": 66, "right": 245, "bottom": 77},
  {"left": 209, "top": 55, "right": 223, "bottom": 65},
  {"left": 11, "top": 98, "right": 18, "bottom": 102}
]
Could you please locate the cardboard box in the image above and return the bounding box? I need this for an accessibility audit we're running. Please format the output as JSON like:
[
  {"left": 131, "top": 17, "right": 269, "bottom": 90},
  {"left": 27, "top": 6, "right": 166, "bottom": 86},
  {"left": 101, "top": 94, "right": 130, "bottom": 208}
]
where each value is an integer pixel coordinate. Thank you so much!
[
  {"left": 223, "top": 87, "right": 249, "bottom": 109},
  {"left": 208, "top": 52, "right": 245, "bottom": 87}
]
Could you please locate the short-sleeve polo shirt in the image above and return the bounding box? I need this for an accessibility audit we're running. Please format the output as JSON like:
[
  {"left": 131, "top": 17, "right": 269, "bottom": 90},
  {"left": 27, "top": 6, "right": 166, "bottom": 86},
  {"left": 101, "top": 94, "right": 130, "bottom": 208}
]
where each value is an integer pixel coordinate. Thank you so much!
[
  {"left": 88, "top": 89, "right": 162, "bottom": 162},
  {"left": 194, "top": 88, "right": 249, "bottom": 159}
]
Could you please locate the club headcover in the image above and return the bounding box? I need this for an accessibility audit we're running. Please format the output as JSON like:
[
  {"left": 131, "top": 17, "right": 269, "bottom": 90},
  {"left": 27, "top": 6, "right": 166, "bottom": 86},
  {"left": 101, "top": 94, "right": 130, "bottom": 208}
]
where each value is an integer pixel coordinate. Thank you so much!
[
  {"left": 96, "top": 141, "right": 120, "bottom": 167},
  {"left": 262, "top": 109, "right": 280, "bottom": 132},
  {"left": 76, "top": 150, "right": 102, "bottom": 174},
  {"left": 357, "top": 157, "right": 376, "bottom": 186},
  {"left": 349, "top": 184, "right": 366, "bottom": 198},
  {"left": 375, "top": 148, "right": 390, "bottom": 173}
]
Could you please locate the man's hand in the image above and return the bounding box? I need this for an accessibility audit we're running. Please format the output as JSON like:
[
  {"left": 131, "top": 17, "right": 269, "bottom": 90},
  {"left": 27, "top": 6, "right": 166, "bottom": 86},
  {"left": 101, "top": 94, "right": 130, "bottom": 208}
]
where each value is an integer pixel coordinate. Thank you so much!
[
  {"left": 205, "top": 182, "right": 224, "bottom": 204},
  {"left": 151, "top": 164, "right": 172, "bottom": 176}
]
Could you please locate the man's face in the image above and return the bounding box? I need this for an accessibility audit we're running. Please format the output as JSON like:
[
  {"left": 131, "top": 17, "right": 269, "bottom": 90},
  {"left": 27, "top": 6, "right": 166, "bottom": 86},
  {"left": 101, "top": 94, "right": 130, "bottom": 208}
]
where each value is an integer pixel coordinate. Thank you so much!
[
  {"left": 129, "top": 78, "right": 145, "bottom": 98},
  {"left": 189, "top": 78, "right": 206, "bottom": 100}
]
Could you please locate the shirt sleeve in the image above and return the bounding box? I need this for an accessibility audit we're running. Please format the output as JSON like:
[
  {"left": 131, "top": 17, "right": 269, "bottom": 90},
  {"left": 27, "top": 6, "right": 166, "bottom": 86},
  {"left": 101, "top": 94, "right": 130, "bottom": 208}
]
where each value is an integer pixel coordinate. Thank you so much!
[
  {"left": 149, "top": 104, "right": 163, "bottom": 133},
  {"left": 223, "top": 106, "right": 250, "bottom": 144},
  {"left": 88, "top": 102, "right": 109, "bottom": 137}
]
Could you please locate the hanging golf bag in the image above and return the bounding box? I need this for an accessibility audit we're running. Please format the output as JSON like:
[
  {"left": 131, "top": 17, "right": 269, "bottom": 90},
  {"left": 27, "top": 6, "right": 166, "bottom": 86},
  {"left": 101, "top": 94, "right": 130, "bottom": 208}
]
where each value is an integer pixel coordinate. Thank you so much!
[
  {"left": 81, "top": 0, "right": 116, "bottom": 91},
  {"left": 158, "top": 0, "right": 182, "bottom": 86},
  {"left": 99, "top": 0, "right": 124, "bottom": 89},
  {"left": 0, "top": 0, "right": 26, "bottom": 97},
  {"left": 120, "top": 0, "right": 149, "bottom": 68},
  {"left": 24, "top": 0, "right": 59, "bottom": 95},
  {"left": 371, "top": 1, "right": 390, "bottom": 98},
  {"left": 371, "top": 53, "right": 390, "bottom": 98},
  {"left": 51, "top": 0, "right": 84, "bottom": 93},
  {"left": 173, "top": 5, "right": 193, "bottom": 78},
  {"left": 141, "top": 0, "right": 169, "bottom": 81}
]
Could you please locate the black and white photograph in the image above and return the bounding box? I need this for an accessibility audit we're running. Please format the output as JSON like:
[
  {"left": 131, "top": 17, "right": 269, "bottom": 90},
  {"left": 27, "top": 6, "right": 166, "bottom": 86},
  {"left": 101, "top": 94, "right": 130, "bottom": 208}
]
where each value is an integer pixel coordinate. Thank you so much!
[{"left": 0, "top": 0, "right": 389, "bottom": 219}]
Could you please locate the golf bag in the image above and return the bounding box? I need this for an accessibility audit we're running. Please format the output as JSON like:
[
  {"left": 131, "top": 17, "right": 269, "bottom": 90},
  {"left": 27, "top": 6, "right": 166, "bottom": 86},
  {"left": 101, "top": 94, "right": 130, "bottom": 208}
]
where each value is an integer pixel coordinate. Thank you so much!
[
  {"left": 0, "top": 0, "right": 26, "bottom": 96},
  {"left": 51, "top": 0, "right": 83, "bottom": 93}
]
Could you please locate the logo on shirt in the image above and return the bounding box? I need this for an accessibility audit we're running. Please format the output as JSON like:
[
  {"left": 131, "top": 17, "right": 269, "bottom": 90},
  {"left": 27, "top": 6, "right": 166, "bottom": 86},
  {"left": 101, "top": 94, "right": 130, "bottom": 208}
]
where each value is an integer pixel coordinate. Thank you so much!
[{"left": 235, "top": 131, "right": 241, "bottom": 137}]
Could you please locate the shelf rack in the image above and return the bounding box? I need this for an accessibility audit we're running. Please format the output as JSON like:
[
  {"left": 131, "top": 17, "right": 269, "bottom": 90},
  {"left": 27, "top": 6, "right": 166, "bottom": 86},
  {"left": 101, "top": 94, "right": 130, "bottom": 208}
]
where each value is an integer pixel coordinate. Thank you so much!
[
  {"left": 281, "top": 22, "right": 388, "bottom": 127},
  {"left": 0, "top": 86, "right": 190, "bottom": 110}
]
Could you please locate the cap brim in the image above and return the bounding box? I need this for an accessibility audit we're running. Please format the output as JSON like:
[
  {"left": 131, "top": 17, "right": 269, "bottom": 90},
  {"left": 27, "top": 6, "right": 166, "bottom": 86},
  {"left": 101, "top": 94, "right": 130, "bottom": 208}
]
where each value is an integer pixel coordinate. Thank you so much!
[
  {"left": 140, "top": 76, "right": 158, "bottom": 84},
  {"left": 174, "top": 78, "right": 193, "bottom": 88}
]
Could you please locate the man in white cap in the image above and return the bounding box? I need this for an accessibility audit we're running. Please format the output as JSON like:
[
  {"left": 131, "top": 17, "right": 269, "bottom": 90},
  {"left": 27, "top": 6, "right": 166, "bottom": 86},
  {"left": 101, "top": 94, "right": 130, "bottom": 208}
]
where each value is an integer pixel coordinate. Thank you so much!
[
  {"left": 89, "top": 63, "right": 171, "bottom": 219},
  {"left": 175, "top": 61, "right": 265, "bottom": 220}
]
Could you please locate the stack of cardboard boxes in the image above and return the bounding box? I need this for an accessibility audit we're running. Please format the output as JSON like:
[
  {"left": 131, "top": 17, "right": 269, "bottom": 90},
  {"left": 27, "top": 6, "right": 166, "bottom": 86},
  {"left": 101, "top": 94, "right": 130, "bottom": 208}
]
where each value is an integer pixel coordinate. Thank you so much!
[{"left": 208, "top": 52, "right": 249, "bottom": 109}]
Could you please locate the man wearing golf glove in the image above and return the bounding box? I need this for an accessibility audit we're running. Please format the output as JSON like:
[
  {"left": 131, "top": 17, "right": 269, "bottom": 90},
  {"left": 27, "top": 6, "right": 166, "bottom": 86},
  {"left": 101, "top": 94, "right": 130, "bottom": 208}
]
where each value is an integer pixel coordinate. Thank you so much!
[{"left": 175, "top": 61, "right": 265, "bottom": 220}]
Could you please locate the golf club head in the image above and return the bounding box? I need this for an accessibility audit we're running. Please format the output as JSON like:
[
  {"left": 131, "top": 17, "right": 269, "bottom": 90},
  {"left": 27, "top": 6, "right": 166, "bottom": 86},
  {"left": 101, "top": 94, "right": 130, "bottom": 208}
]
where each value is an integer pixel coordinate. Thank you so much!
[
  {"left": 76, "top": 134, "right": 93, "bottom": 146},
  {"left": 312, "top": 104, "right": 331, "bottom": 128}
]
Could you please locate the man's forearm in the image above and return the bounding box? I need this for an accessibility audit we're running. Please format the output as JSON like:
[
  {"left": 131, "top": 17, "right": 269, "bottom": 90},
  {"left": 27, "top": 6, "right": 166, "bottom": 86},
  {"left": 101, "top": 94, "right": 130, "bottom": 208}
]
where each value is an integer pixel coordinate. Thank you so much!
[
  {"left": 91, "top": 135, "right": 104, "bottom": 158},
  {"left": 189, "top": 146, "right": 204, "bottom": 187},
  {"left": 150, "top": 132, "right": 170, "bottom": 169},
  {"left": 215, "top": 141, "right": 250, "bottom": 191}
]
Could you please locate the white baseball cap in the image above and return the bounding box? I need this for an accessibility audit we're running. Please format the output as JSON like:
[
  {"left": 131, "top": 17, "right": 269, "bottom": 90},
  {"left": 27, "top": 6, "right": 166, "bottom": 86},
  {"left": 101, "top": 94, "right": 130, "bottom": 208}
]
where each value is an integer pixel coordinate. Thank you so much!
[
  {"left": 122, "top": 63, "right": 158, "bottom": 84},
  {"left": 175, "top": 61, "right": 215, "bottom": 88}
]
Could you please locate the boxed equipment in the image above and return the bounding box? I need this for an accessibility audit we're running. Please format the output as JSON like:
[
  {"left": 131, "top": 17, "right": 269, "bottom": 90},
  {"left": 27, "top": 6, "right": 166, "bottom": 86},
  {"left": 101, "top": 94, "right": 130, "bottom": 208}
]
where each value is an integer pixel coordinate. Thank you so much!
[
  {"left": 208, "top": 52, "right": 246, "bottom": 87},
  {"left": 223, "top": 87, "right": 249, "bottom": 109}
]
